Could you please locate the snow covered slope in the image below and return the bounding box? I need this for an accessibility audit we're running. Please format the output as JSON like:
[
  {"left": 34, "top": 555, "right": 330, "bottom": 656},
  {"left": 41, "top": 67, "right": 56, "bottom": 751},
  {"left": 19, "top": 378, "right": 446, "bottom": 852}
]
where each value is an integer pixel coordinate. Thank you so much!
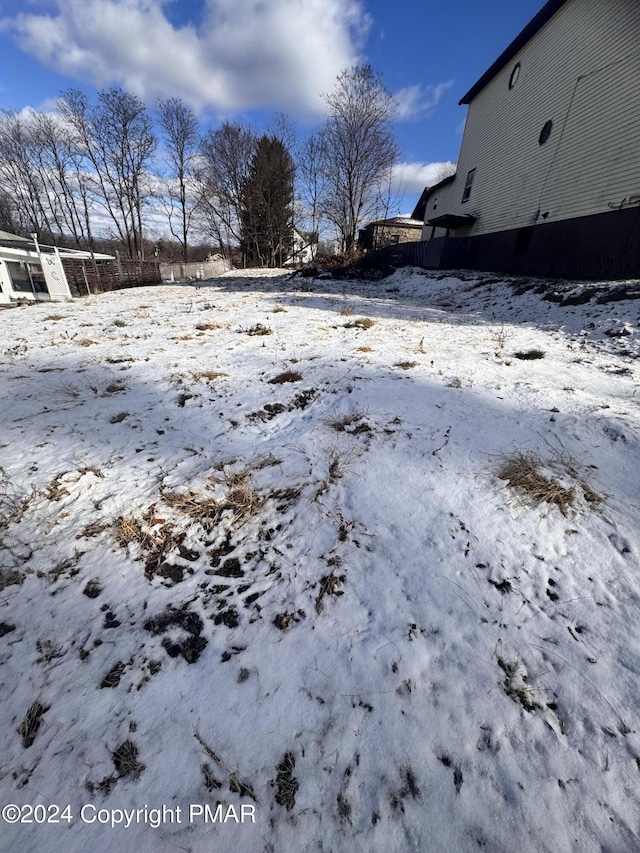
[{"left": 1, "top": 268, "right": 639, "bottom": 852}]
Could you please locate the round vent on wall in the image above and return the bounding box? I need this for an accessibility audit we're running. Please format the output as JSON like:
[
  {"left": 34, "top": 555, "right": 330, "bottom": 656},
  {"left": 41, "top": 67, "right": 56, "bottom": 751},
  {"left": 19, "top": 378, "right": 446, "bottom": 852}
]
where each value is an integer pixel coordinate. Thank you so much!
[
  {"left": 509, "top": 63, "right": 521, "bottom": 90},
  {"left": 539, "top": 120, "right": 553, "bottom": 145}
]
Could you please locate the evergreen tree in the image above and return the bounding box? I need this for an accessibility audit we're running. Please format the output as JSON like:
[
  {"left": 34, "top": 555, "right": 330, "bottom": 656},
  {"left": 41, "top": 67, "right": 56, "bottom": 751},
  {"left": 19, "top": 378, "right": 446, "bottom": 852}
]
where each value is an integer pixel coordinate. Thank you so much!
[{"left": 241, "top": 135, "right": 294, "bottom": 267}]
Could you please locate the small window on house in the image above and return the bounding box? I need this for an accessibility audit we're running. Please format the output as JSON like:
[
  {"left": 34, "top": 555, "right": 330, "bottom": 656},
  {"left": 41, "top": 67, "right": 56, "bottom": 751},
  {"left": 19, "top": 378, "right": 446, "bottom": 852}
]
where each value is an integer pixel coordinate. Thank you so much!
[
  {"left": 509, "top": 63, "right": 521, "bottom": 90},
  {"left": 461, "top": 169, "right": 476, "bottom": 204},
  {"left": 539, "top": 120, "right": 553, "bottom": 145},
  {"left": 432, "top": 195, "right": 439, "bottom": 211},
  {"left": 6, "top": 261, "right": 32, "bottom": 293}
]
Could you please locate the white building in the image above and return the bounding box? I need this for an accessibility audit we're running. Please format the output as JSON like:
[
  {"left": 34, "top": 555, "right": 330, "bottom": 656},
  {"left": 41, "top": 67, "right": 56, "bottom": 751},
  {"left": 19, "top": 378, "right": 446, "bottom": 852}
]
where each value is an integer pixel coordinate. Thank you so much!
[
  {"left": 287, "top": 229, "right": 317, "bottom": 266},
  {"left": 0, "top": 231, "right": 113, "bottom": 306},
  {"left": 417, "top": 0, "right": 640, "bottom": 279}
]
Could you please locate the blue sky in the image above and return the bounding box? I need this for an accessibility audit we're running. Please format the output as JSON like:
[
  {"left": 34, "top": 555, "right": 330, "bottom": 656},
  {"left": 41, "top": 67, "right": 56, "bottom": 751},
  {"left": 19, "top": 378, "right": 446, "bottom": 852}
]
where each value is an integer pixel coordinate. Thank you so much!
[{"left": 0, "top": 0, "right": 546, "bottom": 216}]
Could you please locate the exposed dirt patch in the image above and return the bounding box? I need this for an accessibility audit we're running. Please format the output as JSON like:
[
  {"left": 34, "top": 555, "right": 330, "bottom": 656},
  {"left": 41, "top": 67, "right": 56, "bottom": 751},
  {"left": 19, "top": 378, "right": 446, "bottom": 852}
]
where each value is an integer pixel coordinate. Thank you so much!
[
  {"left": 269, "top": 370, "right": 302, "bottom": 384},
  {"left": 112, "top": 739, "right": 145, "bottom": 778},
  {"left": 273, "top": 610, "right": 305, "bottom": 630},
  {"left": 248, "top": 388, "right": 317, "bottom": 422},
  {"left": 100, "top": 661, "right": 127, "bottom": 689},
  {"left": 143, "top": 607, "right": 208, "bottom": 663},
  {"left": 315, "top": 573, "right": 345, "bottom": 614}
]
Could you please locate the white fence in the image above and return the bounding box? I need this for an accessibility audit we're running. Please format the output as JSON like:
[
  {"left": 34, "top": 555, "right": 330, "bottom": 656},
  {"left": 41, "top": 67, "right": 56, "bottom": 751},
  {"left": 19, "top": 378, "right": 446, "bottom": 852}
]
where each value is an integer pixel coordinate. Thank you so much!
[{"left": 160, "top": 259, "right": 231, "bottom": 282}]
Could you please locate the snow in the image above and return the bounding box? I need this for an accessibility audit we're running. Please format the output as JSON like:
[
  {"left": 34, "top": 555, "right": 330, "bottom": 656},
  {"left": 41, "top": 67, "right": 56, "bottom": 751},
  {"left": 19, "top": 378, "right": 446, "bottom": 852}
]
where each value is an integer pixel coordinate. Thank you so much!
[{"left": 1, "top": 267, "right": 639, "bottom": 852}]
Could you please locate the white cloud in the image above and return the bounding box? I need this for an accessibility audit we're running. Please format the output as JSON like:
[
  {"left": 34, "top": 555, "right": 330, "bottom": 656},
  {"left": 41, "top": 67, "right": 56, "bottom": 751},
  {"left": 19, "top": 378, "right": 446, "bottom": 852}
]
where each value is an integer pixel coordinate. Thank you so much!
[
  {"left": 394, "top": 80, "right": 454, "bottom": 120},
  {"left": 392, "top": 161, "right": 457, "bottom": 195},
  {"left": 2, "top": 0, "right": 370, "bottom": 116}
]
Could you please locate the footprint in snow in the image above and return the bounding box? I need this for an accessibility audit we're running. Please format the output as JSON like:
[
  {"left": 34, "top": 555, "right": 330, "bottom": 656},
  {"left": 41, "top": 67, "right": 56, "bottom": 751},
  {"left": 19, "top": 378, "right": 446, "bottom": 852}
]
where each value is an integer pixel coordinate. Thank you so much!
[{"left": 609, "top": 533, "right": 632, "bottom": 557}]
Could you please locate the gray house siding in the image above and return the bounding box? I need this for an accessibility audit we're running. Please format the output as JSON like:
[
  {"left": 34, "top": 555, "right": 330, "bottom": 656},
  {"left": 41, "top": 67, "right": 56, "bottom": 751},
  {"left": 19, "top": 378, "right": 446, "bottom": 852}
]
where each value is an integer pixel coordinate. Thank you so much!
[{"left": 421, "top": 0, "right": 640, "bottom": 279}]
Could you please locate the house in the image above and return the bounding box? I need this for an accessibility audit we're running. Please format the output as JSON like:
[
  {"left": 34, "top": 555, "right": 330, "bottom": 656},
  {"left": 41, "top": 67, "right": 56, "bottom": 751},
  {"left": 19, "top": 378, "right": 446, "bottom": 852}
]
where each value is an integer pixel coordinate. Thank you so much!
[
  {"left": 287, "top": 228, "right": 318, "bottom": 266},
  {"left": 417, "top": 0, "right": 640, "bottom": 279},
  {"left": 358, "top": 216, "right": 424, "bottom": 253},
  {"left": 0, "top": 231, "right": 115, "bottom": 305}
]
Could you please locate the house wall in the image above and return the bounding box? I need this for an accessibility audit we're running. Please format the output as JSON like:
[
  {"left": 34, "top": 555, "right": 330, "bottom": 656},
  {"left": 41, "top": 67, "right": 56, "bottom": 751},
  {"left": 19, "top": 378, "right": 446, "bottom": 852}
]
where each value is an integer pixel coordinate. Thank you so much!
[
  {"left": 434, "top": 0, "right": 640, "bottom": 240},
  {"left": 0, "top": 260, "right": 12, "bottom": 305},
  {"left": 0, "top": 255, "right": 48, "bottom": 303},
  {"left": 421, "top": 180, "right": 459, "bottom": 240},
  {"left": 372, "top": 223, "right": 422, "bottom": 250}
]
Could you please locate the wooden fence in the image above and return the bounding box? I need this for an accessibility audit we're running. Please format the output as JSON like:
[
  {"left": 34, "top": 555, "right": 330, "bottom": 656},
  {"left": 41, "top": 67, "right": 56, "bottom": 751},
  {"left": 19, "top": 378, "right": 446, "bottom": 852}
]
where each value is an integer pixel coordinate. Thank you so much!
[
  {"left": 63, "top": 258, "right": 161, "bottom": 297},
  {"left": 360, "top": 237, "right": 468, "bottom": 271}
]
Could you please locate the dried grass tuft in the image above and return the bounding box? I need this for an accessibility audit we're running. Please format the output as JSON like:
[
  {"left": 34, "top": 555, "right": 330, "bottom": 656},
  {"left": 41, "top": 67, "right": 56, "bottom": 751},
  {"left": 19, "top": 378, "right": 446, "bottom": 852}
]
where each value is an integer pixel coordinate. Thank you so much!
[
  {"left": 496, "top": 450, "right": 602, "bottom": 515},
  {"left": 192, "top": 370, "right": 228, "bottom": 382},
  {"left": 268, "top": 370, "right": 302, "bottom": 384},
  {"left": 328, "top": 411, "right": 371, "bottom": 435},
  {"left": 344, "top": 317, "right": 375, "bottom": 330},
  {"left": 275, "top": 752, "right": 299, "bottom": 810},
  {"left": 112, "top": 739, "right": 145, "bottom": 778},
  {"left": 114, "top": 515, "right": 150, "bottom": 548},
  {"left": 0, "top": 468, "right": 33, "bottom": 530},
  {"left": 238, "top": 323, "right": 273, "bottom": 336},
  {"left": 163, "top": 471, "right": 262, "bottom": 530},
  {"left": 18, "top": 701, "right": 49, "bottom": 748},
  {"left": 44, "top": 474, "right": 70, "bottom": 502}
]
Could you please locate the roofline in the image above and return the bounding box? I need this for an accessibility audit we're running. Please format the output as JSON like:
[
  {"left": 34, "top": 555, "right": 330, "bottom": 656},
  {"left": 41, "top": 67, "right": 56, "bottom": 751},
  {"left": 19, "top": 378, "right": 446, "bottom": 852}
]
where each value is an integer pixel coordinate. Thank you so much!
[
  {"left": 363, "top": 217, "right": 424, "bottom": 228},
  {"left": 424, "top": 174, "right": 456, "bottom": 200},
  {"left": 410, "top": 186, "right": 430, "bottom": 221},
  {"left": 458, "top": 0, "right": 568, "bottom": 105}
]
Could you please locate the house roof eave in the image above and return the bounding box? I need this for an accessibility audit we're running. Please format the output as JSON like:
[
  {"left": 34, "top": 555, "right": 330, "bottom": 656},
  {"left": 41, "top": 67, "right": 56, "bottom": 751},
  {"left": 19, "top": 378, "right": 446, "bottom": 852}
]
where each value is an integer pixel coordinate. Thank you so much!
[
  {"left": 427, "top": 213, "right": 477, "bottom": 229},
  {"left": 459, "top": 0, "right": 569, "bottom": 105}
]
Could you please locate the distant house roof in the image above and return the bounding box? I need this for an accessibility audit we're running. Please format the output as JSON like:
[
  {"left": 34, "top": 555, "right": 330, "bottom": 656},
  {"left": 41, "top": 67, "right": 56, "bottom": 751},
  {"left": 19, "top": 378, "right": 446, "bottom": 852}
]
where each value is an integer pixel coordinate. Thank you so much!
[
  {"left": 459, "top": 0, "right": 568, "bottom": 105},
  {"left": 365, "top": 216, "right": 423, "bottom": 229}
]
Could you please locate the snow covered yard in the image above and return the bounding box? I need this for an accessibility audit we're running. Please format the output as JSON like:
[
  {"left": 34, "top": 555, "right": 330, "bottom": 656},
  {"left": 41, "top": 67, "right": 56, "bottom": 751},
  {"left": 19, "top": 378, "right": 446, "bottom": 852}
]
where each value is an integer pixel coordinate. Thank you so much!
[{"left": 1, "top": 267, "right": 640, "bottom": 852}]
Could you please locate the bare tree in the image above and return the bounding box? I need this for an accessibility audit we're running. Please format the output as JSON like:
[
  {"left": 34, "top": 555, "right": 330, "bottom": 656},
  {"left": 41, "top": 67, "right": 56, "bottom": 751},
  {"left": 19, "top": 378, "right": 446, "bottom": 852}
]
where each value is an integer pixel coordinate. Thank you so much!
[
  {"left": 0, "top": 188, "right": 19, "bottom": 234},
  {"left": 432, "top": 162, "right": 457, "bottom": 183},
  {"left": 58, "top": 88, "right": 156, "bottom": 258},
  {"left": 196, "top": 122, "right": 256, "bottom": 260},
  {"left": 0, "top": 107, "right": 99, "bottom": 247},
  {"left": 31, "top": 110, "right": 96, "bottom": 246},
  {"left": 319, "top": 65, "right": 399, "bottom": 255},
  {"left": 157, "top": 98, "right": 201, "bottom": 264},
  {"left": 296, "top": 132, "right": 326, "bottom": 258},
  {"left": 0, "top": 110, "right": 51, "bottom": 237}
]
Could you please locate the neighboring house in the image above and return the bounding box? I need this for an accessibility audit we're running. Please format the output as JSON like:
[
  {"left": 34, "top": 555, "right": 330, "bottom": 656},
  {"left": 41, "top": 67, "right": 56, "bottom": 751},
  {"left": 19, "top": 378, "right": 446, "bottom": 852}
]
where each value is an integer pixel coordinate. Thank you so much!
[
  {"left": 417, "top": 0, "right": 640, "bottom": 279},
  {"left": 0, "top": 231, "right": 114, "bottom": 306},
  {"left": 287, "top": 228, "right": 318, "bottom": 266},
  {"left": 358, "top": 216, "right": 424, "bottom": 253}
]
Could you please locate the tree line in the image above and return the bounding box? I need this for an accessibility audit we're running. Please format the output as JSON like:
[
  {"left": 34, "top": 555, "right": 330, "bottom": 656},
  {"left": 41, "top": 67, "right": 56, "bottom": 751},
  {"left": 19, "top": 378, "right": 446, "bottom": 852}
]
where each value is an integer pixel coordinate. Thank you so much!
[{"left": 0, "top": 65, "right": 399, "bottom": 266}]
